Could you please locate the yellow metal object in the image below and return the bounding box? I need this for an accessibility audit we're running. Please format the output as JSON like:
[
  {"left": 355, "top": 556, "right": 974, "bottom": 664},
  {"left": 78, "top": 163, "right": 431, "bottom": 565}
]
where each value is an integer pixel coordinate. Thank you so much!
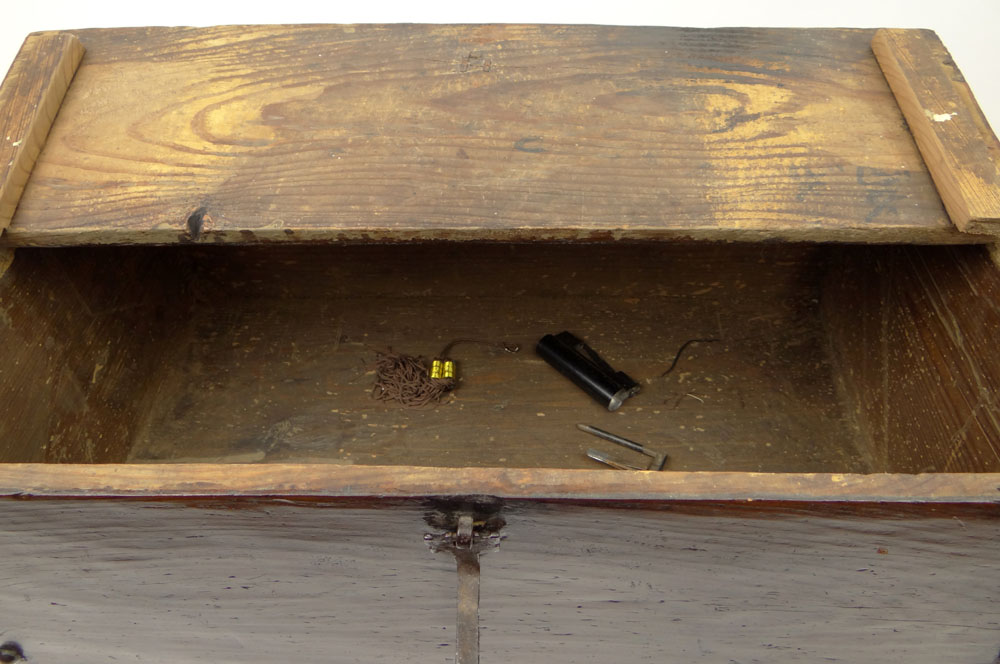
[{"left": 429, "top": 358, "right": 456, "bottom": 380}]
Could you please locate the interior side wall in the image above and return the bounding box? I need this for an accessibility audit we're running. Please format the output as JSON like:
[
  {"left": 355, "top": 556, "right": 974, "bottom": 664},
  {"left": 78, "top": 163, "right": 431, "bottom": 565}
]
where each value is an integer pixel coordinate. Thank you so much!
[
  {"left": 0, "top": 248, "right": 185, "bottom": 462},
  {"left": 824, "top": 245, "right": 1000, "bottom": 473}
]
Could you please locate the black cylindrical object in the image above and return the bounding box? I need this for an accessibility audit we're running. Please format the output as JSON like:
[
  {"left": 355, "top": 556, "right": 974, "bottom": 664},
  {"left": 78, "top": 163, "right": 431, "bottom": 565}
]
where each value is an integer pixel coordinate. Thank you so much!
[{"left": 536, "top": 331, "right": 640, "bottom": 411}]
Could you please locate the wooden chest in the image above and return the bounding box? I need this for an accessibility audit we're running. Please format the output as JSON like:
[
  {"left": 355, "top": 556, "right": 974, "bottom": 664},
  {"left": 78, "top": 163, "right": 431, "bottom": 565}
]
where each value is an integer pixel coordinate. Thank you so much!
[{"left": 0, "top": 25, "right": 998, "bottom": 663}]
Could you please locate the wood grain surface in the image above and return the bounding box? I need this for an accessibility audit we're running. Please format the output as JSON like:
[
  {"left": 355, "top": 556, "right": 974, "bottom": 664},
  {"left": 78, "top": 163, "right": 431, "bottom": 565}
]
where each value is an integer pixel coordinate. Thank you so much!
[
  {"left": 0, "top": 33, "right": 84, "bottom": 231},
  {"left": 0, "top": 26, "right": 985, "bottom": 246},
  {"left": 825, "top": 244, "right": 1000, "bottom": 473},
  {"left": 0, "top": 501, "right": 455, "bottom": 663},
  {"left": 0, "top": 500, "right": 997, "bottom": 662},
  {"left": 487, "top": 503, "right": 1000, "bottom": 663},
  {"left": 873, "top": 29, "right": 1000, "bottom": 235},
  {"left": 0, "top": 247, "right": 181, "bottom": 463},
  {"left": 0, "top": 248, "right": 11, "bottom": 278},
  {"left": 0, "top": 464, "right": 998, "bottom": 502}
]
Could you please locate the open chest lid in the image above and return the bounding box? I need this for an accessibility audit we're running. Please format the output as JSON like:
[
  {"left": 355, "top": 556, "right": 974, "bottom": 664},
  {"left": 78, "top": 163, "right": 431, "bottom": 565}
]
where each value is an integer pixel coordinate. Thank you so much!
[{"left": 0, "top": 25, "right": 999, "bottom": 246}]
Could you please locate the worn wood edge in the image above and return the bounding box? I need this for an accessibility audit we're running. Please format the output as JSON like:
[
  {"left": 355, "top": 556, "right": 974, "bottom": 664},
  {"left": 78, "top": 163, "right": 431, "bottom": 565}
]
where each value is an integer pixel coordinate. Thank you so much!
[
  {"left": 0, "top": 33, "right": 84, "bottom": 232},
  {"left": 0, "top": 247, "right": 12, "bottom": 278},
  {"left": 989, "top": 242, "right": 1000, "bottom": 268},
  {"left": 0, "top": 464, "right": 997, "bottom": 503},
  {"left": 0, "top": 224, "right": 992, "bottom": 247},
  {"left": 872, "top": 29, "right": 1000, "bottom": 235}
]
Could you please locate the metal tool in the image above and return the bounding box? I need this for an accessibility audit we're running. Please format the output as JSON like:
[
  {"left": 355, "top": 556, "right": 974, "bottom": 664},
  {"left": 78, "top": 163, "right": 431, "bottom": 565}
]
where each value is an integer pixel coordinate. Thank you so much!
[{"left": 578, "top": 423, "right": 668, "bottom": 471}]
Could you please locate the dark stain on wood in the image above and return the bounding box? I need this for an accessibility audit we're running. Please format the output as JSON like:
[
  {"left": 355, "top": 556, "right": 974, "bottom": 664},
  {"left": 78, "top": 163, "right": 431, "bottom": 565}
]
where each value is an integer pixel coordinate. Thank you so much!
[
  {"left": 0, "top": 641, "right": 26, "bottom": 663},
  {"left": 186, "top": 207, "right": 207, "bottom": 241},
  {"left": 513, "top": 136, "right": 545, "bottom": 153}
]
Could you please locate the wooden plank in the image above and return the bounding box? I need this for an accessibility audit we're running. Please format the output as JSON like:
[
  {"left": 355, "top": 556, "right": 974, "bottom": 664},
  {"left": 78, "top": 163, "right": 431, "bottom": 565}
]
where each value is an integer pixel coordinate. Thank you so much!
[
  {"left": 0, "top": 500, "right": 997, "bottom": 662},
  {"left": 0, "top": 33, "right": 84, "bottom": 232},
  {"left": 0, "top": 501, "right": 455, "bottom": 663},
  {"left": 872, "top": 29, "right": 1000, "bottom": 235},
  {"left": 0, "top": 248, "right": 11, "bottom": 278},
  {"left": 0, "top": 463, "right": 998, "bottom": 502},
  {"left": 825, "top": 244, "right": 1000, "bottom": 473},
  {"left": 0, "top": 26, "right": 985, "bottom": 246},
  {"left": 487, "top": 503, "right": 1000, "bottom": 663}
]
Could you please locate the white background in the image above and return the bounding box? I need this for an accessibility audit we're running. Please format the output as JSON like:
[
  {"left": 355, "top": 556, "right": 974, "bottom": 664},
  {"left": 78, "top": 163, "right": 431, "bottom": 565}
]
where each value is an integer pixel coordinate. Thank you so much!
[{"left": 3, "top": 0, "right": 999, "bottom": 131}]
